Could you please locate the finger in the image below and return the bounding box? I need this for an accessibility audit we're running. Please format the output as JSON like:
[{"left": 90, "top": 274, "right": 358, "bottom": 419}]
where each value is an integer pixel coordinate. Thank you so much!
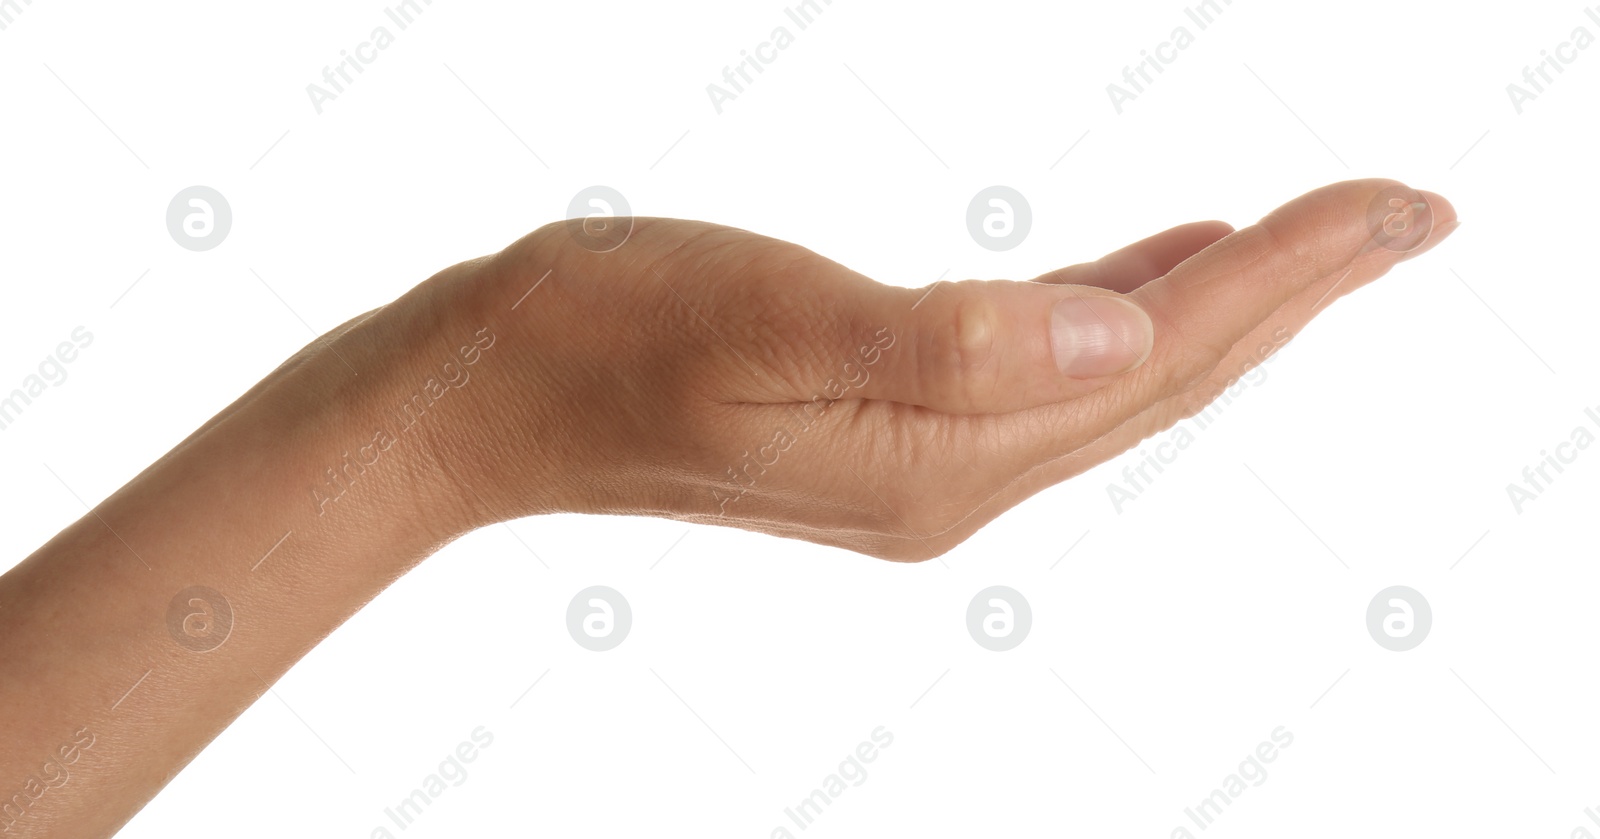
[
  {"left": 862, "top": 239, "right": 1430, "bottom": 555},
  {"left": 803, "top": 277, "right": 1156, "bottom": 415},
  {"left": 760, "top": 224, "right": 1239, "bottom": 415},
  {"left": 1031, "top": 220, "right": 1235, "bottom": 292},
  {"left": 1004, "top": 180, "right": 1456, "bottom": 461},
  {"left": 1049, "top": 208, "right": 1461, "bottom": 479},
  {"left": 931, "top": 202, "right": 1459, "bottom": 547},
  {"left": 780, "top": 186, "right": 1456, "bottom": 559},
  {"left": 766, "top": 181, "right": 1439, "bottom": 420}
]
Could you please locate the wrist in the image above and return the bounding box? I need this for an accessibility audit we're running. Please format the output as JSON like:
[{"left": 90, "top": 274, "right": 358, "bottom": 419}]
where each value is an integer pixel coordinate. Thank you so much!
[{"left": 369, "top": 246, "right": 577, "bottom": 534}]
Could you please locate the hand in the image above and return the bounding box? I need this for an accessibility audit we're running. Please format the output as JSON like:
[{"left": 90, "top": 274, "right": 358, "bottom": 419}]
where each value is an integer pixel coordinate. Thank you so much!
[
  {"left": 425, "top": 178, "right": 1457, "bottom": 559},
  {"left": 0, "top": 178, "right": 1456, "bottom": 837}
]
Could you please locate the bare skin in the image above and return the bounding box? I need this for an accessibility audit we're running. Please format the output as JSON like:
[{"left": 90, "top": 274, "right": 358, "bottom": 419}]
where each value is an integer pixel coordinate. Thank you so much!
[{"left": 0, "top": 179, "right": 1456, "bottom": 836}]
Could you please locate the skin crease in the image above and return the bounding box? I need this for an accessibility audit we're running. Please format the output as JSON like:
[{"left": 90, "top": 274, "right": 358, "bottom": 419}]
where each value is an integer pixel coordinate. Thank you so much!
[{"left": 0, "top": 178, "right": 1455, "bottom": 836}]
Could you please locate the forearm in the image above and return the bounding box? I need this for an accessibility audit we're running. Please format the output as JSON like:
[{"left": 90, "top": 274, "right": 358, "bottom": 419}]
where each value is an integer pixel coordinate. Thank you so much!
[{"left": 0, "top": 267, "right": 484, "bottom": 837}]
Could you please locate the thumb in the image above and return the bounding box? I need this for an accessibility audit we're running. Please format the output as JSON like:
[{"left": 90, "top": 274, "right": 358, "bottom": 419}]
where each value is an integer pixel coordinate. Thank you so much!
[{"left": 807, "top": 277, "right": 1156, "bottom": 415}]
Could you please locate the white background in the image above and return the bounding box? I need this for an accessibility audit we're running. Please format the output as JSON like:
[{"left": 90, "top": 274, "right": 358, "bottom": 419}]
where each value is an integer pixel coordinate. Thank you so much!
[{"left": 2, "top": 0, "right": 1597, "bottom": 836}]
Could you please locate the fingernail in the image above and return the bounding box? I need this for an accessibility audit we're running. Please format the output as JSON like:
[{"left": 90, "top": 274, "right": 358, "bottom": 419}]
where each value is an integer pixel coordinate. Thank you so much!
[{"left": 1051, "top": 296, "right": 1154, "bottom": 378}]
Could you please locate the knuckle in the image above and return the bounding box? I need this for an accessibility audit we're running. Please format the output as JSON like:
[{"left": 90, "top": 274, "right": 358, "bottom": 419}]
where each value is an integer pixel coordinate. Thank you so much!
[
  {"left": 1145, "top": 328, "right": 1231, "bottom": 397},
  {"left": 923, "top": 285, "right": 1000, "bottom": 408}
]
